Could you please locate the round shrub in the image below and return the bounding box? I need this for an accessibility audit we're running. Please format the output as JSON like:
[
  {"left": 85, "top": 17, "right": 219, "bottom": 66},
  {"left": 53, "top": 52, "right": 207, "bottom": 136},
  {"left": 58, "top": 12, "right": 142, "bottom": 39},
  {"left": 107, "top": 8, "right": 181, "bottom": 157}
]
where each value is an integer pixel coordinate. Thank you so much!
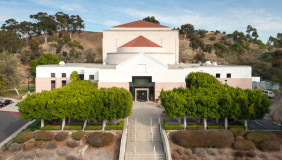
[
  {"left": 206, "top": 148, "right": 217, "bottom": 156},
  {"left": 267, "top": 132, "right": 278, "bottom": 141},
  {"left": 190, "top": 154, "right": 199, "bottom": 160},
  {"left": 36, "top": 151, "right": 43, "bottom": 157},
  {"left": 185, "top": 148, "right": 192, "bottom": 156},
  {"left": 43, "top": 132, "right": 55, "bottom": 141},
  {"left": 55, "top": 132, "right": 69, "bottom": 141},
  {"left": 45, "top": 150, "right": 53, "bottom": 158},
  {"left": 34, "top": 130, "right": 46, "bottom": 141},
  {"left": 14, "top": 130, "right": 34, "bottom": 144},
  {"left": 242, "top": 140, "right": 256, "bottom": 151},
  {"left": 24, "top": 141, "right": 34, "bottom": 150},
  {"left": 246, "top": 151, "right": 256, "bottom": 157},
  {"left": 246, "top": 131, "right": 270, "bottom": 143},
  {"left": 230, "top": 128, "right": 247, "bottom": 137},
  {"left": 9, "top": 143, "right": 24, "bottom": 151},
  {"left": 173, "top": 130, "right": 234, "bottom": 148},
  {"left": 72, "top": 131, "right": 85, "bottom": 140},
  {"left": 235, "top": 136, "right": 245, "bottom": 141},
  {"left": 24, "top": 151, "right": 35, "bottom": 159},
  {"left": 46, "top": 142, "right": 57, "bottom": 149},
  {"left": 235, "top": 150, "right": 245, "bottom": 157},
  {"left": 183, "top": 155, "right": 189, "bottom": 160},
  {"left": 86, "top": 132, "right": 114, "bottom": 147},
  {"left": 234, "top": 141, "right": 245, "bottom": 150},
  {"left": 195, "top": 148, "right": 206, "bottom": 157},
  {"left": 171, "top": 151, "right": 180, "bottom": 160},
  {"left": 57, "top": 147, "right": 70, "bottom": 155},
  {"left": 258, "top": 140, "right": 281, "bottom": 152},
  {"left": 34, "top": 141, "right": 45, "bottom": 148},
  {"left": 177, "top": 148, "right": 184, "bottom": 155},
  {"left": 66, "top": 155, "right": 80, "bottom": 160},
  {"left": 14, "top": 152, "right": 23, "bottom": 160},
  {"left": 66, "top": 140, "right": 78, "bottom": 148}
]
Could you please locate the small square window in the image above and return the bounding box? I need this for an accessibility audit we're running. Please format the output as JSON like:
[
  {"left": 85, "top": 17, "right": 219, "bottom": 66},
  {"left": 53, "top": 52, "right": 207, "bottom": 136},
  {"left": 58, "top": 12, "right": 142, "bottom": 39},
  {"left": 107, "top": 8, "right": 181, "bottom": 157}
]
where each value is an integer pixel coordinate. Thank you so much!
[
  {"left": 227, "top": 73, "right": 231, "bottom": 78},
  {"left": 51, "top": 73, "right": 55, "bottom": 77},
  {"left": 62, "top": 80, "right": 66, "bottom": 87},
  {"left": 78, "top": 74, "right": 84, "bottom": 80},
  {"left": 89, "top": 75, "right": 94, "bottom": 80},
  {"left": 216, "top": 73, "right": 220, "bottom": 78},
  {"left": 62, "top": 73, "right": 66, "bottom": 77}
]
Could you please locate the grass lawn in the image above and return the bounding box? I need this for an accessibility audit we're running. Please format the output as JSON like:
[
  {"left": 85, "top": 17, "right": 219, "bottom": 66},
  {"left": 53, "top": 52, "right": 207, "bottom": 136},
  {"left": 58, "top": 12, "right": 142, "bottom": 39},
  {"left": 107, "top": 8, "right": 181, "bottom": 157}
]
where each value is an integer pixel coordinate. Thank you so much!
[{"left": 0, "top": 88, "right": 35, "bottom": 100}]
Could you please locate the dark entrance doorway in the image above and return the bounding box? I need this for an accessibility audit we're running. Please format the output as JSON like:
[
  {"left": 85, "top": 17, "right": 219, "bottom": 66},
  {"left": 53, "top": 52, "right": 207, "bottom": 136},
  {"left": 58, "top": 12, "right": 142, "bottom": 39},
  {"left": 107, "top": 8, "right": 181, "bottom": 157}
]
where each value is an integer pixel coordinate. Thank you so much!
[
  {"left": 130, "top": 76, "right": 155, "bottom": 101},
  {"left": 137, "top": 90, "right": 147, "bottom": 102}
]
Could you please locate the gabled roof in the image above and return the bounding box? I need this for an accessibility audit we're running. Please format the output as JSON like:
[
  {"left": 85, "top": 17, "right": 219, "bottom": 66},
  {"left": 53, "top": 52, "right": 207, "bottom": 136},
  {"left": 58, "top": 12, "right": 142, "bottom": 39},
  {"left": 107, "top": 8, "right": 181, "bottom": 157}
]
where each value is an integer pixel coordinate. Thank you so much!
[
  {"left": 112, "top": 20, "right": 169, "bottom": 28},
  {"left": 120, "top": 35, "right": 162, "bottom": 48}
]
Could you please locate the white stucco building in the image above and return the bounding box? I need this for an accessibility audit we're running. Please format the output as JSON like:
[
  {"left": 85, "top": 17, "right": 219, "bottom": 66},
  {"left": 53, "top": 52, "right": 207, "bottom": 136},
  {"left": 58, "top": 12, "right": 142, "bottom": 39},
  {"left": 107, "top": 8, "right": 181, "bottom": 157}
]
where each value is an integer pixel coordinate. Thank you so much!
[{"left": 36, "top": 20, "right": 252, "bottom": 101}]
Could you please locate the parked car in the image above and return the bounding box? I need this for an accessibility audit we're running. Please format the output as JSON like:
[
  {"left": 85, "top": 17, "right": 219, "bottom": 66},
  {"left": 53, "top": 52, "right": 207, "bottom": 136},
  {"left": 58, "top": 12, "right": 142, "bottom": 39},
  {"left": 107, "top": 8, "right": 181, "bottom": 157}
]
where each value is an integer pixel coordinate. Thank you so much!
[
  {"left": 262, "top": 90, "right": 275, "bottom": 98},
  {"left": 0, "top": 100, "right": 12, "bottom": 107}
]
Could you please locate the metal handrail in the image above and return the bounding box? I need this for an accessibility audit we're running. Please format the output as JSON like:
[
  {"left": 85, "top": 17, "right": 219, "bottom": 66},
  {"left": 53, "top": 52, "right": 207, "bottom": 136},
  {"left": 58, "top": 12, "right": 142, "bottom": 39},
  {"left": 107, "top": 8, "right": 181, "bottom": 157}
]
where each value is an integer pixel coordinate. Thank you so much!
[
  {"left": 160, "top": 121, "right": 169, "bottom": 160},
  {"left": 154, "top": 145, "right": 156, "bottom": 160}
]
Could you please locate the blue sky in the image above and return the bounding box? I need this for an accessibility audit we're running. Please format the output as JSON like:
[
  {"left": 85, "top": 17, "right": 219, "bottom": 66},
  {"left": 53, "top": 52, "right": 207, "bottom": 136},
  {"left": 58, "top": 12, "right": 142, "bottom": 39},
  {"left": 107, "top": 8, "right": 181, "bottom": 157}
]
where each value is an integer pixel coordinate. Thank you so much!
[{"left": 0, "top": 0, "right": 281, "bottom": 43}]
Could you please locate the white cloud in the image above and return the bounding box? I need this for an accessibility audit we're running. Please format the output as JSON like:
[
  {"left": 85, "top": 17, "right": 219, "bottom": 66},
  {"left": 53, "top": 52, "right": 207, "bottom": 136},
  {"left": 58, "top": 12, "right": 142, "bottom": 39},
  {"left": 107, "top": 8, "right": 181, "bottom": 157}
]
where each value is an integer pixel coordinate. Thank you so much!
[
  {"left": 30, "top": 0, "right": 87, "bottom": 12},
  {"left": 85, "top": 19, "right": 120, "bottom": 26}
]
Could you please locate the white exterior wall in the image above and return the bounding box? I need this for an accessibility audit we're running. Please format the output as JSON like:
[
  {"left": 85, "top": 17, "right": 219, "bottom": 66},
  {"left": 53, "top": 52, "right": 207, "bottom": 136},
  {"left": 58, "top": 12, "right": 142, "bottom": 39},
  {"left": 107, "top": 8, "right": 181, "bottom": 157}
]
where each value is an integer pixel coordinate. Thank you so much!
[
  {"left": 252, "top": 77, "right": 260, "bottom": 82},
  {"left": 103, "top": 30, "right": 179, "bottom": 64},
  {"left": 117, "top": 47, "right": 165, "bottom": 53},
  {"left": 36, "top": 66, "right": 100, "bottom": 81},
  {"left": 107, "top": 53, "right": 175, "bottom": 65}
]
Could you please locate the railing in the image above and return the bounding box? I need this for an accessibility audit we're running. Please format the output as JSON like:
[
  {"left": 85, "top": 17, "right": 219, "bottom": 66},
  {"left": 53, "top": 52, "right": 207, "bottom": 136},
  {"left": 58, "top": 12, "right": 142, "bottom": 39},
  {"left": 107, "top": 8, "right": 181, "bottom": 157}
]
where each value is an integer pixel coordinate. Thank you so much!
[
  {"left": 150, "top": 117, "right": 153, "bottom": 142},
  {"left": 159, "top": 119, "right": 170, "bottom": 160},
  {"left": 154, "top": 145, "right": 156, "bottom": 160},
  {"left": 135, "top": 117, "right": 137, "bottom": 142},
  {"left": 119, "top": 118, "right": 128, "bottom": 160}
]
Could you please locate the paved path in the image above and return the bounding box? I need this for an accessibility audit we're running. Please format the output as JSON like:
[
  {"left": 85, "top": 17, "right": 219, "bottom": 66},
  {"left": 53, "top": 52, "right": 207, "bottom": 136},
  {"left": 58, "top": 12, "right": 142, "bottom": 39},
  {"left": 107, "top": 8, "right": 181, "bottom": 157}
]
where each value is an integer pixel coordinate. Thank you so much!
[
  {"left": 0, "top": 96, "right": 21, "bottom": 113},
  {"left": 125, "top": 102, "right": 165, "bottom": 159},
  {"left": 0, "top": 112, "right": 28, "bottom": 144}
]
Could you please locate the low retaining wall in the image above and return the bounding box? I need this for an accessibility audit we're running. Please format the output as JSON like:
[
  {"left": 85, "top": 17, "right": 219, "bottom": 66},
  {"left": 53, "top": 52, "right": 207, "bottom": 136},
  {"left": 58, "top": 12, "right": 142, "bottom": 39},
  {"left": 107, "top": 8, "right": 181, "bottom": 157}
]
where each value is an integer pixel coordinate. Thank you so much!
[{"left": 119, "top": 119, "right": 127, "bottom": 160}]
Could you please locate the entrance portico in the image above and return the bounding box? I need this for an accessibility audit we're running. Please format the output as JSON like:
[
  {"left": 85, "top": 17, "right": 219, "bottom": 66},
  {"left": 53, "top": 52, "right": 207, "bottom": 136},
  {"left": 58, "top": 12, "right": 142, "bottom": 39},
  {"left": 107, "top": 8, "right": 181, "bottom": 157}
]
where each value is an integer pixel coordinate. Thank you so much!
[{"left": 135, "top": 88, "right": 149, "bottom": 101}]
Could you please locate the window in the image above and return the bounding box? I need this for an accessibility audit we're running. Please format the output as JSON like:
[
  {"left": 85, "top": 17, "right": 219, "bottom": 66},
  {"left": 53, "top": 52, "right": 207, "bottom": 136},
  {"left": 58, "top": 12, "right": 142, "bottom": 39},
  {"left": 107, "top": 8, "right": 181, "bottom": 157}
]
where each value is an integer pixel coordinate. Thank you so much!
[
  {"left": 78, "top": 74, "right": 84, "bottom": 80},
  {"left": 62, "top": 73, "right": 66, "bottom": 77},
  {"left": 51, "top": 73, "right": 55, "bottom": 77},
  {"left": 89, "top": 75, "right": 94, "bottom": 80},
  {"left": 227, "top": 73, "right": 231, "bottom": 78},
  {"left": 62, "top": 80, "right": 66, "bottom": 87},
  {"left": 51, "top": 80, "right": 55, "bottom": 89},
  {"left": 216, "top": 73, "right": 220, "bottom": 78}
]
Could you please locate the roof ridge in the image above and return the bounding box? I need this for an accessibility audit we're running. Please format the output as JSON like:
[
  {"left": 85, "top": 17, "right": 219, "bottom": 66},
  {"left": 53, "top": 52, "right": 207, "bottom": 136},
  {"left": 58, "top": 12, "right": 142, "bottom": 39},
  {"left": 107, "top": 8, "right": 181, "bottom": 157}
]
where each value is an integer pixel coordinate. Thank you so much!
[
  {"left": 139, "top": 36, "right": 151, "bottom": 47},
  {"left": 112, "top": 20, "right": 170, "bottom": 28},
  {"left": 119, "top": 35, "right": 162, "bottom": 48}
]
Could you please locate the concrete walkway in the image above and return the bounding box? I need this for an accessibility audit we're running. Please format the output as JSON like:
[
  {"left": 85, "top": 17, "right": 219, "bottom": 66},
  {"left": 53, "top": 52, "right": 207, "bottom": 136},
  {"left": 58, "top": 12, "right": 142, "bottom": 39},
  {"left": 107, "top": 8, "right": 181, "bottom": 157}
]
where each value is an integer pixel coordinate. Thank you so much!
[{"left": 125, "top": 102, "right": 165, "bottom": 160}]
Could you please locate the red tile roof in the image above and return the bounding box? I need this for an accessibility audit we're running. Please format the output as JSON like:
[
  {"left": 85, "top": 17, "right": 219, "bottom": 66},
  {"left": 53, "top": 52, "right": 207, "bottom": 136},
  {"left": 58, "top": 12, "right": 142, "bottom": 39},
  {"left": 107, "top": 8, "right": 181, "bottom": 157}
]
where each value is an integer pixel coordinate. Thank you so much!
[
  {"left": 112, "top": 20, "right": 169, "bottom": 28},
  {"left": 120, "top": 36, "right": 162, "bottom": 48}
]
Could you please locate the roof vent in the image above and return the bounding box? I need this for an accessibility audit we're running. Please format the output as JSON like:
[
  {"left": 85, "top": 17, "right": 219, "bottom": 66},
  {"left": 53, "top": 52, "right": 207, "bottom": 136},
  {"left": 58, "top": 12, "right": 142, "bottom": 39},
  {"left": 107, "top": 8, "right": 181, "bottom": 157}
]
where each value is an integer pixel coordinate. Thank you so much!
[
  {"left": 103, "top": 62, "right": 106, "bottom": 65},
  {"left": 59, "top": 61, "right": 65, "bottom": 65},
  {"left": 212, "top": 62, "right": 217, "bottom": 66},
  {"left": 205, "top": 61, "right": 212, "bottom": 66}
]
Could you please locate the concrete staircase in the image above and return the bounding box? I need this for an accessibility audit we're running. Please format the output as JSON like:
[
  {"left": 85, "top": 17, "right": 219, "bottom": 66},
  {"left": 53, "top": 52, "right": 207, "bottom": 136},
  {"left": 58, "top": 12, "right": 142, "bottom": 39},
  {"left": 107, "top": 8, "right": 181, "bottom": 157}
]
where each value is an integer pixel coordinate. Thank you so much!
[
  {"left": 127, "top": 124, "right": 161, "bottom": 141},
  {"left": 125, "top": 124, "right": 166, "bottom": 160}
]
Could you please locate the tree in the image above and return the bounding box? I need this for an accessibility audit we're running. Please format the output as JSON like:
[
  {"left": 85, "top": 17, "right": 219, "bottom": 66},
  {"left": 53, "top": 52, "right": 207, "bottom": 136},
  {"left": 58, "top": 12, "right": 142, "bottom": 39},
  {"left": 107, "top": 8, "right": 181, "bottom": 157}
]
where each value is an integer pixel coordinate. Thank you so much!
[
  {"left": 0, "top": 30, "right": 25, "bottom": 53},
  {"left": 85, "top": 48, "right": 96, "bottom": 63},
  {"left": 0, "top": 74, "right": 6, "bottom": 93},
  {"left": 1, "top": 18, "right": 19, "bottom": 33},
  {"left": 198, "top": 29, "right": 206, "bottom": 38},
  {"left": 67, "top": 15, "right": 85, "bottom": 38},
  {"left": 0, "top": 51, "right": 23, "bottom": 95},
  {"left": 29, "top": 53, "right": 61, "bottom": 74},
  {"left": 70, "top": 71, "right": 79, "bottom": 81},
  {"left": 30, "top": 12, "right": 57, "bottom": 42},
  {"left": 232, "top": 30, "right": 246, "bottom": 45},
  {"left": 270, "top": 99, "right": 282, "bottom": 125},
  {"left": 69, "top": 48, "right": 82, "bottom": 63},
  {"left": 143, "top": 16, "right": 160, "bottom": 24},
  {"left": 54, "top": 12, "right": 69, "bottom": 37},
  {"left": 180, "top": 24, "right": 194, "bottom": 38},
  {"left": 18, "top": 21, "right": 33, "bottom": 43}
]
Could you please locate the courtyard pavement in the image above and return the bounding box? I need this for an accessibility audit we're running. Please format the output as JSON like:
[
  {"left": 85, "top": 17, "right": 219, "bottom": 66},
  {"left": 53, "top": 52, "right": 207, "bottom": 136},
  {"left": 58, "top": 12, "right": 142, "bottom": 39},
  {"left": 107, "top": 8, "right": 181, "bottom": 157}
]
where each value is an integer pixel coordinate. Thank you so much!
[{"left": 0, "top": 96, "right": 21, "bottom": 113}]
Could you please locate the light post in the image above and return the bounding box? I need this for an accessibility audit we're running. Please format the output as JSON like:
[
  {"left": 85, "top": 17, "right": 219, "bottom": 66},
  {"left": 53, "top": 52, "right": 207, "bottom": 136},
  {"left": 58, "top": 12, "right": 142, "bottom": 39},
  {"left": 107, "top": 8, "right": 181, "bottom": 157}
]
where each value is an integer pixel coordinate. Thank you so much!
[{"left": 27, "top": 76, "right": 30, "bottom": 92}]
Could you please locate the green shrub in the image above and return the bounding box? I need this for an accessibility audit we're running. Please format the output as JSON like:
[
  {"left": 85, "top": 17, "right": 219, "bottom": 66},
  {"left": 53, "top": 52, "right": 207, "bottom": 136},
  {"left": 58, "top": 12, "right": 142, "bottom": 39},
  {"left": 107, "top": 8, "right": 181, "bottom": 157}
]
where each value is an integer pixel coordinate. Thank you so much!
[
  {"left": 229, "top": 128, "right": 247, "bottom": 136},
  {"left": 63, "top": 35, "right": 71, "bottom": 43},
  {"left": 25, "top": 120, "right": 51, "bottom": 131},
  {"left": 208, "top": 125, "right": 224, "bottom": 129},
  {"left": 72, "top": 131, "right": 85, "bottom": 140},
  {"left": 47, "top": 36, "right": 59, "bottom": 42},
  {"left": 236, "top": 121, "right": 244, "bottom": 125},
  {"left": 40, "top": 126, "right": 61, "bottom": 130},
  {"left": 187, "top": 125, "right": 204, "bottom": 130},
  {"left": 258, "top": 140, "right": 281, "bottom": 152},
  {"left": 228, "top": 125, "right": 245, "bottom": 129},
  {"left": 173, "top": 130, "right": 234, "bottom": 148},
  {"left": 55, "top": 132, "right": 69, "bottom": 141},
  {"left": 84, "top": 125, "right": 102, "bottom": 130},
  {"left": 86, "top": 132, "right": 115, "bottom": 147},
  {"left": 34, "top": 130, "right": 46, "bottom": 141},
  {"left": 43, "top": 132, "right": 55, "bottom": 141},
  {"left": 209, "top": 36, "right": 216, "bottom": 41},
  {"left": 163, "top": 121, "right": 183, "bottom": 130},
  {"left": 63, "top": 126, "right": 82, "bottom": 130},
  {"left": 14, "top": 130, "right": 34, "bottom": 144},
  {"left": 234, "top": 140, "right": 256, "bottom": 151},
  {"left": 246, "top": 131, "right": 270, "bottom": 143},
  {"left": 105, "top": 121, "right": 124, "bottom": 130}
]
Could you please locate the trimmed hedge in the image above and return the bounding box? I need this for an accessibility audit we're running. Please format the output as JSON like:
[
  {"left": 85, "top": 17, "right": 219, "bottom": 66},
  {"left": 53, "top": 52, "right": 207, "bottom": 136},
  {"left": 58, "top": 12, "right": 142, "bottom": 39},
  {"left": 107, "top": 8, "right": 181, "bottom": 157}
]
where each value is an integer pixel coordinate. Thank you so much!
[
  {"left": 84, "top": 125, "right": 102, "bottom": 130},
  {"left": 229, "top": 125, "right": 245, "bottom": 129},
  {"left": 173, "top": 130, "right": 234, "bottom": 148},
  {"left": 105, "top": 121, "right": 124, "bottom": 130},
  {"left": 258, "top": 140, "right": 281, "bottom": 152},
  {"left": 40, "top": 126, "right": 61, "bottom": 130},
  {"left": 208, "top": 125, "right": 224, "bottom": 129},
  {"left": 246, "top": 131, "right": 270, "bottom": 143},
  {"left": 236, "top": 121, "right": 244, "bottom": 125},
  {"left": 163, "top": 121, "right": 183, "bottom": 130},
  {"left": 87, "top": 132, "right": 115, "bottom": 147},
  {"left": 234, "top": 140, "right": 256, "bottom": 151},
  {"left": 14, "top": 130, "right": 34, "bottom": 144},
  {"left": 187, "top": 125, "right": 204, "bottom": 130},
  {"left": 72, "top": 131, "right": 85, "bottom": 140},
  {"left": 229, "top": 128, "right": 247, "bottom": 136},
  {"left": 63, "top": 126, "right": 82, "bottom": 130}
]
